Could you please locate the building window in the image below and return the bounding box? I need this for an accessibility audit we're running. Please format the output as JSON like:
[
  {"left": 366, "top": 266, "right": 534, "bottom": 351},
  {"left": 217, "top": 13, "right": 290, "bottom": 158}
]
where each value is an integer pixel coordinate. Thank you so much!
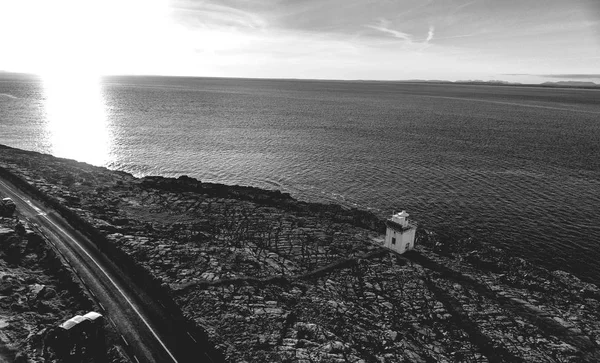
[
  {"left": 391, "top": 237, "right": 396, "bottom": 245},
  {"left": 405, "top": 243, "right": 410, "bottom": 251}
]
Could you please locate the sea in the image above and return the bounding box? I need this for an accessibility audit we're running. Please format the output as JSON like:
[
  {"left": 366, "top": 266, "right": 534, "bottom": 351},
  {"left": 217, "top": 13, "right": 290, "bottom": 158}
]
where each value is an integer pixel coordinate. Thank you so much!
[{"left": 1, "top": 73, "right": 599, "bottom": 283}]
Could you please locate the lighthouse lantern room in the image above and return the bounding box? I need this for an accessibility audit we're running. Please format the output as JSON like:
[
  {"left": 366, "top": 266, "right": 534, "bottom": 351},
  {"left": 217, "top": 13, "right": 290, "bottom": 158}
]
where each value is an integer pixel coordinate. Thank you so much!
[{"left": 384, "top": 210, "right": 417, "bottom": 254}]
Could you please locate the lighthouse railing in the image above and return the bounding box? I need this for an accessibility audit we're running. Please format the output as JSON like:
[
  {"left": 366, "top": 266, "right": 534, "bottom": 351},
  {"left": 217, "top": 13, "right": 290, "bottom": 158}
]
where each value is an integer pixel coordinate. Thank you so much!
[{"left": 385, "top": 218, "right": 417, "bottom": 232}]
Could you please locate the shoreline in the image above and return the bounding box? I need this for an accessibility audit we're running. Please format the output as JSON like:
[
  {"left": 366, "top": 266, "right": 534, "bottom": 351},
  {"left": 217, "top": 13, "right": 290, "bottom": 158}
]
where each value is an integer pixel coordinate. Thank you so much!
[
  {"left": 2, "top": 143, "right": 600, "bottom": 361},
  {"left": 4, "top": 143, "right": 599, "bottom": 286}
]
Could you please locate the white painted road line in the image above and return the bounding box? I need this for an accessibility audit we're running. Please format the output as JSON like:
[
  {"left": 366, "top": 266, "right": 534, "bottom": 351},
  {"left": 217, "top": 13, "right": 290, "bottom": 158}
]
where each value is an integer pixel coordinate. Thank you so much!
[
  {"left": 187, "top": 332, "right": 197, "bottom": 344},
  {"left": 0, "top": 180, "right": 180, "bottom": 362},
  {"left": 45, "top": 220, "right": 179, "bottom": 361},
  {"left": 121, "top": 335, "right": 130, "bottom": 346},
  {"left": 134, "top": 355, "right": 141, "bottom": 363},
  {"left": 24, "top": 199, "right": 46, "bottom": 215}
]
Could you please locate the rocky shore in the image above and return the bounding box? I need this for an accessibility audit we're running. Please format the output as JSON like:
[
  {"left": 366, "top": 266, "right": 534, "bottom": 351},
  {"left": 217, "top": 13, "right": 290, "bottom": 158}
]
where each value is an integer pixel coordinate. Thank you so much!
[{"left": 1, "top": 144, "right": 600, "bottom": 362}]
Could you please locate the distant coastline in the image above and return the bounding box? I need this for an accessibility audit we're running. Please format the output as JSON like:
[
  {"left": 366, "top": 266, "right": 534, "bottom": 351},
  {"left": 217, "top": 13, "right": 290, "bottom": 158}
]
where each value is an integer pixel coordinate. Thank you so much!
[
  {"left": 2, "top": 70, "right": 599, "bottom": 90},
  {"left": 400, "top": 79, "right": 600, "bottom": 90}
]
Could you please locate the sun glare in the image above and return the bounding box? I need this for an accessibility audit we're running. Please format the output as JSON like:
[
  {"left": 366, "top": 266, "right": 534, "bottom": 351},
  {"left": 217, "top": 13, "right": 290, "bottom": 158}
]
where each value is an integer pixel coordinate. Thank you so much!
[
  {"left": 42, "top": 73, "right": 112, "bottom": 166},
  {"left": 0, "top": 0, "right": 171, "bottom": 76},
  {"left": 27, "top": 0, "right": 169, "bottom": 166}
]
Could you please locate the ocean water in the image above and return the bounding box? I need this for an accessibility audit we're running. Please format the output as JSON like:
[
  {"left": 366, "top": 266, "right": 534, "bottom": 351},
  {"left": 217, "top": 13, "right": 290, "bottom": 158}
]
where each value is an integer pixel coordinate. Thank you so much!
[{"left": 1, "top": 74, "right": 600, "bottom": 282}]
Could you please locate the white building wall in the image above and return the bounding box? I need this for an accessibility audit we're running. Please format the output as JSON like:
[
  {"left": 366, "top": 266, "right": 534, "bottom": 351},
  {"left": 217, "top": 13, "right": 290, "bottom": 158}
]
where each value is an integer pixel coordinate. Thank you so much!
[{"left": 384, "top": 227, "right": 416, "bottom": 254}]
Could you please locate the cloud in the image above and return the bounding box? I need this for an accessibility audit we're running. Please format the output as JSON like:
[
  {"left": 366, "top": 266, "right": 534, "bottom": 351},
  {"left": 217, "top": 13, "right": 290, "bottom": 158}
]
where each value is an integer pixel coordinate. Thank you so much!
[
  {"left": 454, "top": 0, "right": 479, "bottom": 12},
  {"left": 172, "top": 0, "right": 266, "bottom": 29},
  {"left": 366, "top": 19, "right": 436, "bottom": 48},
  {"left": 426, "top": 26, "right": 434, "bottom": 42},
  {"left": 366, "top": 20, "right": 413, "bottom": 41}
]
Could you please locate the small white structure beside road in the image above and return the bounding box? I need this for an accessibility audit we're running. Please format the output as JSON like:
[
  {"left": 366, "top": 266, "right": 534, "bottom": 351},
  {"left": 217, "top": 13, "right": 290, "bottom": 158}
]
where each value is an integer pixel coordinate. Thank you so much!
[
  {"left": 0, "top": 197, "right": 15, "bottom": 217},
  {"left": 384, "top": 210, "right": 417, "bottom": 254}
]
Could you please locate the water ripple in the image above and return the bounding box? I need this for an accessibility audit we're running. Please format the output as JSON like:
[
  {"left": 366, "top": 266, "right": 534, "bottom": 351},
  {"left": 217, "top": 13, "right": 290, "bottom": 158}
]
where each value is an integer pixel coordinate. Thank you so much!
[{"left": 2, "top": 77, "right": 600, "bottom": 282}]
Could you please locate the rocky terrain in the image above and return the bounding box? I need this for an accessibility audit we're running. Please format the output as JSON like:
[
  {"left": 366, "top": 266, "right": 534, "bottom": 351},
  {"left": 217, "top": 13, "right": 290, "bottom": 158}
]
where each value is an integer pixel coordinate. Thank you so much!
[
  {"left": 0, "top": 216, "right": 129, "bottom": 362},
  {"left": 1, "top": 144, "right": 600, "bottom": 362}
]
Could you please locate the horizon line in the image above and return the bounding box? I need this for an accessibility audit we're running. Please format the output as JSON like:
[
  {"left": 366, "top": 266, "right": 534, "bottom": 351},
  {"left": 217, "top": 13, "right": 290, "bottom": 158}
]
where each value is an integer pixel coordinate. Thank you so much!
[{"left": 1, "top": 70, "right": 599, "bottom": 88}]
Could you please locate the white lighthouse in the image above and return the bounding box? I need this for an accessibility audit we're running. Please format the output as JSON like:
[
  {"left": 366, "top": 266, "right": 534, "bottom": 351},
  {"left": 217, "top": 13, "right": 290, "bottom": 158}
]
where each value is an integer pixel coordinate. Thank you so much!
[{"left": 384, "top": 210, "right": 417, "bottom": 254}]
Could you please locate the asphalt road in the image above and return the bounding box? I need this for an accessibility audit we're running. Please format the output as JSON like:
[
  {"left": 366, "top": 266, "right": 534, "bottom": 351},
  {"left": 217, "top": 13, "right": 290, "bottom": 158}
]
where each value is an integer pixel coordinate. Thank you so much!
[{"left": 0, "top": 178, "right": 215, "bottom": 363}]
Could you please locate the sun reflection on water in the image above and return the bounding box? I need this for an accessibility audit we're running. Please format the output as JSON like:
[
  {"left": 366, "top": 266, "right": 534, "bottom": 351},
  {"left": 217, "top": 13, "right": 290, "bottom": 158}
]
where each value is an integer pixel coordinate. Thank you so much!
[{"left": 42, "top": 74, "right": 112, "bottom": 166}]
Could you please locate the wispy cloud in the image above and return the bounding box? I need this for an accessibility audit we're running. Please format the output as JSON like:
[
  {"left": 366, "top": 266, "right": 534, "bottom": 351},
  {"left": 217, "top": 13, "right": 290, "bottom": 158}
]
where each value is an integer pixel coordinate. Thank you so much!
[
  {"left": 366, "top": 19, "right": 436, "bottom": 49},
  {"left": 366, "top": 19, "right": 413, "bottom": 41},
  {"left": 426, "top": 26, "right": 435, "bottom": 42},
  {"left": 172, "top": 0, "right": 266, "bottom": 29},
  {"left": 454, "top": 0, "right": 479, "bottom": 12}
]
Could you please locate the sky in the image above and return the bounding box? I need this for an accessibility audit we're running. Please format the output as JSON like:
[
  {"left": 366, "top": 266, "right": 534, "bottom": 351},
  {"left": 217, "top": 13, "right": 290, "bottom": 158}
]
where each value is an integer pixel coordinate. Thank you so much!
[{"left": 0, "top": 0, "right": 599, "bottom": 83}]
